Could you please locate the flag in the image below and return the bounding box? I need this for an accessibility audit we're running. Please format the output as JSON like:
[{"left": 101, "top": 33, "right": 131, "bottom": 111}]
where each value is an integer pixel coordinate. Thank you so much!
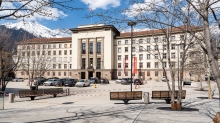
[
  {"left": 133, "top": 57, "right": 137, "bottom": 74},
  {"left": 122, "top": 58, "right": 126, "bottom": 74}
]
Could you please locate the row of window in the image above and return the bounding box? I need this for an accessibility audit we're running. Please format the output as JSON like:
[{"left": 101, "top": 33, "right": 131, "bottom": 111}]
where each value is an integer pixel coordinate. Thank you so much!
[
  {"left": 81, "top": 58, "right": 102, "bottom": 69},
  {"left": 21, "top": 71, "right": 72, "bottom": 77},
  {"left": 117, "top": 44, "right": 186, "bottom": 53},
  {"left": 117, "top": 62, "right": 175, "bottom": 69},
  {"left": 117, "top": 35, "right": 189, "bottom": 45},
  {"left": 118, "top": 53, "right": 183, "bottom": 61},
  {"left": 22, "top": 43, "right": 72, "bottom": 50},
  {"left": 118, "top": 71, "right": 165, "bottom": 77},
  {"left": 82, "top": 42, "right": 102, "bottom": 54},
  {"left": 22, "top": 50, "right": 72, "bottom": 56}
]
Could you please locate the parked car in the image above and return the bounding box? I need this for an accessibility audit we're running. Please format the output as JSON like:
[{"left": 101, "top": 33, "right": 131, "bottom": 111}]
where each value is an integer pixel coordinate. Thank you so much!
[
  {"left": 54, "top": 78, "right": 67, "bottom": 86},
  {"left": 100, "top": 78, "right": 109, "bottom": 84},
  {"left": 115, "top": 78, "right": 122, "bottom": 84},
  {"left": 205, "top": 75, "right": 215, "bottom": 81},
  {"left": 75, "top": 79, "right": 90, "bottom": 87},
  {"left": 133, "top": 78, "right": 143, "bottom": 85},
  {"left": 162, "top": 76, "right": 169, "bottom": 82},
  {"left": 43, "top": 79, "right": 58, "bottom": 86},
  {"left": 12, "top": 78, "right": 24, "bottom": 82},
  {"left": 64, "top": 79, "right": 78, "bottom": 87},
  {"left": 121, "top": 78, "right": 129, "bottom": 85},
  {"left": 34, "top": 78, "right": 47, "bottom": 85},
  {"left": 89, "top": 77, "right": 100, "bottom": 84}
]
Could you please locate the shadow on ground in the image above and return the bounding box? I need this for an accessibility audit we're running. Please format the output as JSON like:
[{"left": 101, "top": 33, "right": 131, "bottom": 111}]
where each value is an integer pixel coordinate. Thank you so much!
[{"left": 157, "top": 107, "right": 199, "bottom": 111}]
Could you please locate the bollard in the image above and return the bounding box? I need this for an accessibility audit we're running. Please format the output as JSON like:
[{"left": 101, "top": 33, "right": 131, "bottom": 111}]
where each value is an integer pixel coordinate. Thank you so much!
[
  {"left": 66, "top": 88, "right": 70, "bottom": 96},
  {"left": 143, "top": 92, "right": 149, "bottom": 104},
  {"left": 94, "top": 84, "right": 96, "bottom": 88},
  {"left": 9, "top": 93, "right": 15, "bottom": 103}
]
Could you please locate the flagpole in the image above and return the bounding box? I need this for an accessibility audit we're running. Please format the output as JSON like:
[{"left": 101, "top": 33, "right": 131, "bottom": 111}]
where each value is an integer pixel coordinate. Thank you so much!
[{"left": 128, "top": 21, "right": 137, "bottom": 92}]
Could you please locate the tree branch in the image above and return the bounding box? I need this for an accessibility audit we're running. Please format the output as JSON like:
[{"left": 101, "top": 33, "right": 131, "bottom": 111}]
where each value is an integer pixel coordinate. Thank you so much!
[{"left": 210, "top": 7, "right": 220, "bottom": 29}]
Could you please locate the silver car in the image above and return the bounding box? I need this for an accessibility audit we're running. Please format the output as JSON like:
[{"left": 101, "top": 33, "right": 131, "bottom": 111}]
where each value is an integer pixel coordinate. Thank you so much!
[
  {"left": 43, "top": 79, "right": 58, "bottom": 86},
  {"left": 115, "top": 78, "right": 122, "bottom": 84},
  {"left": 75, "top": 79, "right": 90, "bottom": 87}
]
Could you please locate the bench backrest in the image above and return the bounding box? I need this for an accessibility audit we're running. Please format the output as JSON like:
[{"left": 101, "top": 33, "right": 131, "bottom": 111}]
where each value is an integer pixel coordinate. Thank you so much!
[
  {"left": 110, "top": 91, "right": 142, "bottom": 100},
  {"left": 152, "top": 90, "right": 186, "bottom": 99},
  {"left": 19, "top": 88, "right": 64, "bottom": 97}
]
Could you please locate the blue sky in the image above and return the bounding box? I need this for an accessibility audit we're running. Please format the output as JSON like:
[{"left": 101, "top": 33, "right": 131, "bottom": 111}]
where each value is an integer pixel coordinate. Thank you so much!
[{"left": 0, "top": 0, "right": 128, "bottom": 30}]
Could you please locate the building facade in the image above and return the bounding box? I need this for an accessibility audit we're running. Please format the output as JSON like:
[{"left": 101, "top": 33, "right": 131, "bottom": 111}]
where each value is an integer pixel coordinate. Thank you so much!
[{"left": 15, "top": 24, "right": 203, "bottom": 81}]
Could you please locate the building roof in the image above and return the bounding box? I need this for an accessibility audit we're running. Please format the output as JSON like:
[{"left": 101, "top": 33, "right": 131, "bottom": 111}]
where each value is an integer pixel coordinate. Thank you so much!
[
  {"left": 118, "top": 26, "right": 203, "bottom": 38},
  {"left": 17, "top": 37, "right": 72, "bottom": 44}
]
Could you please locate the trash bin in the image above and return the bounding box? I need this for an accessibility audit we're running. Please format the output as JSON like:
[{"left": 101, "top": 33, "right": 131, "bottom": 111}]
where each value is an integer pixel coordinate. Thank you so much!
[
  {"left": 9, "top": 93, "right": 15, "bottom": 103},
  {"left": 143, "top": 92, "right": 149, "bottom": 104}
]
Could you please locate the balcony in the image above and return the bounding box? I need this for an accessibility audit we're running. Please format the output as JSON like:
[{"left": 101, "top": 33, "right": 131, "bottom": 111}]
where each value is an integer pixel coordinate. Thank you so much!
[
  {"left": 87, "top": 66, "right": 94, "bottom": 69},
  {"left": 82, "top": 50, "right": 86, "bottom": 54}
]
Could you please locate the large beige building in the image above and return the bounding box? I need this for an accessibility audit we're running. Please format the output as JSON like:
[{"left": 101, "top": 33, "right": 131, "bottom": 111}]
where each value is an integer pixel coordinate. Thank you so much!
[{"left": 15, "top": 24, "right": 203, "bottom": 81}]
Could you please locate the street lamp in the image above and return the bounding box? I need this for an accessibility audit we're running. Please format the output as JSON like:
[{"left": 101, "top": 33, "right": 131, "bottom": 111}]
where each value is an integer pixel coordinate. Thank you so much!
[{"left": 128, "top": 21, "right": 137, "bottom": 92}]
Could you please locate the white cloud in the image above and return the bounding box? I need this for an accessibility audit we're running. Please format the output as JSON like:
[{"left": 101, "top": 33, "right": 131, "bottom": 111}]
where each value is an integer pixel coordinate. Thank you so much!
[
  {"left": 0, "top": 1, "right": 67, "bottom": 21},
  {"left": 81, "top": 0, "right": 120, "bottom": 10}
]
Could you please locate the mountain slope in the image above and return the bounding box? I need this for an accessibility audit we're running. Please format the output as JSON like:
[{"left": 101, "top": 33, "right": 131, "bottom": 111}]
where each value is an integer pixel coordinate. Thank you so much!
[{"left": 2, "top": 21, "right": 71, "bottom": 38}]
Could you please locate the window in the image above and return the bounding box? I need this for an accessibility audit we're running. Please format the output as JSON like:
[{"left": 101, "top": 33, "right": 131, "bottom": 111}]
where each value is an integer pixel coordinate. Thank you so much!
[
  {"left": 70, "top": 50, "right": 72, "bottom": 55},
  {"left": 21, "top": 71, "right": 24, "bottom": 75},
  {"left": 139, "top": 46, "right": 143, "bottom": 51},
  {"left": 171, "top": 62, "right": 175, "bottom": 68},
  {"left": 125, "top": 55, "right": 128, "bottom": 60},
  {"left": 89, "top": 42, "right": 93, "bottom": 54},
  {"left": 22, "top": 52, "right": 25, "bottom": 56},
  {"left": 58, "top": 57, "right": 62, "bottom": 62},
  {"left": 125, "top": 72, "right": 128, "bottom": 76},
  {"left": 97, "top": 42, "right": 101, "bottom": 53},
  {"left": 180, "top": 52, "right": 183, "bottom": 58},
  {"left": 139, "top": 39, "right": 143, "bottom": 44},
  {"left": 147, "top": 62, "right": 150, "bottom": 68},
  {"left": 180, "top": 44, "right": 184, "bottom": 49},
  {"left": 147, "top": 46, "right": 151, "bottom": 51},
  {"left": 48, "top": 45, "right": 51, "bottom": 49},
  {"left": 155, "top": 62, "right": 158, "bottom": 68},
  {"left": 162, "top": 37, "right": 166, "bottom": 42},
  {"left": 64, "top": 50, "right": 67, "bottom": 55},
  {"left": 64, "top": 72, "right": 66, "bottom": 76},
  {"left": 53, "top": 64, "right": 56, "bottom": 69},
  {"left": 59, "top": 44, "right": 62, "bottom": 48},
  {"left": 53, "top": 72, "right": 55, "bottom": 76},
  {"left": 125, "top": 47, "right": 128, "bottom": 52},
  {"left": 58, "top": 72, "right": 61, "bottom": 76},
  {"left": 180, "top": 35, "right": 184, "bottom": 40},
  {"left": 146, "top": 38, "right": 150, "bottom": 43},
  {"left": 69, "top": 57, "right": 72, "bottom": 62},
  {"left": 48, "top": 51, "right": 51, "bottom": 55},
  {"left": 118, "top": 48, "right": 121, "bottom": 53},
  {"left": 32, "top": 45, "right": 35, "bottom": 49},
  {"left": 125, "top": 63, "right": 128, "bottom": 68},
  {"left": 69, "top": 72, "right": 72, "bottom": 76},
  {"left": 155, "top": 54, "right": 158, "bottom": 59},
  {"left": 155, "top": 71, "right": 158, "bottom": 76},
  {"left": 64, "top": 57, "right": 67, "bottom": 62},
  {"left": 53, "top": 44, "right": 56, "bottom": 48},
  {"left": 32, "top": 51, "right": 35, "bottom": 56},
  {"left": 139, "top": 54, "right": 143, "bottom": 60},
  {"left": 47, "top": 72, "right": 50, "bottom": 76},
  {"left": 125, "top": 40, "right": 128, "bottom": 44},
  {"left": 171, "top": 36, "right": 175, "bottom": 41},
  {"left": 163, "top": 53, "right": 167, "bottom": 59},
  {"left": 53, "top": 57, "right": 56, "bottom": 62},
  {"left": 42, "top": 51, "right": 45, "bottom": 55},
  {"left": 154, "top": 45, "right": 158, "bottom": 50},
  {"left": 89, "top": 58, "right": 93, "bottom": 67},
  {"left": 82, "top": 43, "right": 86, "bottom": 54},
  {"left": 118, "top": 72, "right": 121, "bottom": 76},
  {"left": 70, "top": 44, "right": 72, "bottom": 48},
  {"left": 162, "top": 62, "right": 167, "bottom": 68},
  {"left": 171, "top": 44, "right": 175, "bottom": 49},
  {"left": 27, "top": 52, "right": 30, "bottom": 56},
  {"left": 43, "top": 45, "right": 46, "bottom": 49},
  {"left": 118, "top": 41, "right": 121, "bottom": 45},
  {"left": 118, "top": 55, "right": 121, "bottom": 60},
  {"left": 147, "top": 71, "right": 150, "bottom": 76},
  {"left": 53, "top": 51, "right": 56, "bottom": 55},
  {"left": 132, "top": 40, "right": 135, "bottom": 44},
  {"left": 139, "top": 62, "right": 143, "bottom": 68},
  {"left": 64, "top": 64, "right": 67, "bottom": 69},
  {"left": 59, "top": 50, "right": 62, "bottom": 55},
  {"left": 132, "top": 47, "right": 135, "bottom": 52},
  {"left": 163, "top": 45, "right": 167, "bottom": 50},
  {"left": 58, "top": 64, "right": 61, "bottom": 69},
  {"left": 171, "top": 53, "right": 175, "bottom": 58},
  {"left": 97, "top": 58, "right": 101, "bottom": 69},
  {"left": 118, "top": 63, "right": 121, "bottom": 68},
  {"left": 154, "top": 38, "right": 158, "bottom": 43},
  {"left": 37, "top": 51, "right": 40, "bottom": 55},
  {"left": 64, "top": 44, "right": 67, "bottom": 48},
  {"left": 146, "top": 54, "right": 150, "bottom": 59}
]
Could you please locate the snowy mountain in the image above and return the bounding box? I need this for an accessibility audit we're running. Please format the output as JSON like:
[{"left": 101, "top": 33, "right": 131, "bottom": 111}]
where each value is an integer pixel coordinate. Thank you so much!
[{"left": 2, "top": 21, "right": 71, "bottom": 38}]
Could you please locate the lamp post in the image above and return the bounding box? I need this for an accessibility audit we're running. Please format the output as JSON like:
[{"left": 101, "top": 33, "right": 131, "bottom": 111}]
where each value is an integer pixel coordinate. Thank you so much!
[{"left": 128, "top": 21, "right": 137, "bottom": 92}]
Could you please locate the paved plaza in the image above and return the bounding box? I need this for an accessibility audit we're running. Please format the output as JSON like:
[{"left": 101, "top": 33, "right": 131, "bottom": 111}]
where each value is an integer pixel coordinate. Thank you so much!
[{"left": 0, "top": 80, "right": 219, "bottom": 123}]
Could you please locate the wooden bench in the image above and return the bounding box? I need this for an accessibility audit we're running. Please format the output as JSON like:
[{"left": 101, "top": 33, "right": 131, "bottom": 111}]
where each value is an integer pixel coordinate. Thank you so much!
[
  {"left": 151, "top": 90, "right": 186, "bottom": 104},
  {"left": 110, "top": 91, "right": 142, "bottom": 104},
  {"left": 183, "top": 81, "right": 191, "bottom": 86},
  {"left": 19, "top": 88, "right": 64, "bottom": 100}
]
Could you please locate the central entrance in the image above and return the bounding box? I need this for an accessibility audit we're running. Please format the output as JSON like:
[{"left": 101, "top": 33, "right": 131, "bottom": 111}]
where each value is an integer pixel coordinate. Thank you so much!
[{"left": 88, "top": 72, "right": 93, "bottom": 79}]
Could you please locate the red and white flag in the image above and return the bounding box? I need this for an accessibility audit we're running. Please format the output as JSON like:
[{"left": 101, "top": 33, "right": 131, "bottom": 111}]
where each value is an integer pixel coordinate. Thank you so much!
[{"left": 122, "top": 58, "right": 126, "bottom": 74}]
